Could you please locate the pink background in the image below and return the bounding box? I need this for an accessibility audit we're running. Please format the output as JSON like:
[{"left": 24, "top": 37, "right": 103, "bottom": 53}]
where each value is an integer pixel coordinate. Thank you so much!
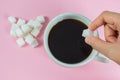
[{"left": 0, "top": 0, "right": 120, "bottom": 80}]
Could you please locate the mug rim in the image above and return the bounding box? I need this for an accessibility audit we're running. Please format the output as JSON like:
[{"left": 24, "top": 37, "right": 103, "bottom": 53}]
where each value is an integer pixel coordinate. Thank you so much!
[{"left": 44, "top": 13, "right": 98, "bottom": 67}]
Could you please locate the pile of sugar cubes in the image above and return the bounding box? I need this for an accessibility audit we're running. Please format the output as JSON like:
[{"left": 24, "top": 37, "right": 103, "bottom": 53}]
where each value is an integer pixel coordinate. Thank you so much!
[{"left": 8, "top": 16, "right": 45, "bottom": 48}]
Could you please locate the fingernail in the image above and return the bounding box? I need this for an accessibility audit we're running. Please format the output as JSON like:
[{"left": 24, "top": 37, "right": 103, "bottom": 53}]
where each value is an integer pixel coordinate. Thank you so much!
[{"left": 85, "top": 36, "right": 92, "bottom": 45}]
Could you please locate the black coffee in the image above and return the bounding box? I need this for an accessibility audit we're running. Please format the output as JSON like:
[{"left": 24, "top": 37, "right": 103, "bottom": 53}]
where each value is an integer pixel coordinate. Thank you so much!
[{"left": 48, "top": 19, "right": 92, "bottom": 64}]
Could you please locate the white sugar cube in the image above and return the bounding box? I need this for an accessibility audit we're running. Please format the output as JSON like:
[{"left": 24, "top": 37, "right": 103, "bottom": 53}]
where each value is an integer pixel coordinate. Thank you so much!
[
  {"left": 32, "top": 20, "right": 42, "bottom": 28},
  {"left": 10, "top": 30, "right": 17, "bottom": 36},
  {"left": 17, "top": 19, "right": 25, "bottom": 26},
  {"left": 16, "top": 38, "right": 25, "bottom": 47},
  {"left": 27, "top": 19, "right": 34, "bottom": 26},
  {"left": 31, "top": 28, "right": 41, "bottom": 37},
  {"left": 10, "top": 24, "right": 20, "bottom": 37},
  {"left": 27, "top": 20, "right": 42, "bottom": 28},
  {"left": 8, "top": 16, "right": 17, "bottom": 23},
  {"left": 21, "top": 24, "right": 32, "bottom": 33},
  {"left": 11, "top": 24, "right": 19, "bottom": 31},
  {"left": 36, "top": 16, "right": 45, "bottom": 23},
  {"left": 31, "top": 40, "right": 39, "bottom": 48},
  {"left": 34, "top": 23, "right": 42, "bottom": 29},
  {"left": 25, "top": 34, "right": 35, "bottom": 45},
  {"left": 82, "top": 29, "right": 93, "bottom": 37},
  {"left": 15, "top": 27, "right": 24, "bottom": 37}
]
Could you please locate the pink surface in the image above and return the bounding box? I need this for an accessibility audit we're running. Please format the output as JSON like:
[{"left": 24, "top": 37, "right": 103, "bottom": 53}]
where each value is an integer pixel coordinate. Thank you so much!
[{"left": 0, "top": 0, "right": 120, "bottom": 80}]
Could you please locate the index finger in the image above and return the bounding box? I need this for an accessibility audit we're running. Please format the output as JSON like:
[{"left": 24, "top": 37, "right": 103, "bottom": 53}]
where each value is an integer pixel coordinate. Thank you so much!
[{"left": 89, "top": 11, "right": 116, "bottom": 31}]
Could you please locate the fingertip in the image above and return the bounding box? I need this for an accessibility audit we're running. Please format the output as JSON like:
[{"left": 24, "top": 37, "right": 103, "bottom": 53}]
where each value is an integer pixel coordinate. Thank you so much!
[
  {"left": 88, "top": 22, "right": 99, "bottom": 31},
  {"left": 89, "top": 13, "right": 105, "bottom": 31},
  {"left": 88, "top": 25, "right": 95, "bottom": 31},
  {"left": 85, "top": 36, "right": 91, "bottom": 44},
  {"left": 85, "top": 36, "right": 95, "bottom": 45}
]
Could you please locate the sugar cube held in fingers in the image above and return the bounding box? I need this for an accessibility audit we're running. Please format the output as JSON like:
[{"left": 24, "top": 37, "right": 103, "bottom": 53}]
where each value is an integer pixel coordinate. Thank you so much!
[{"left": 82, "top": 29, "right": 93, "bottom": 37}]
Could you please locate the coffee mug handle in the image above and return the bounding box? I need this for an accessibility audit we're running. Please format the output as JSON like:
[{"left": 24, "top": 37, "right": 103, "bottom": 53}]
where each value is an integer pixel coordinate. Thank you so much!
[{"left": 94, "top": 52, "right": 110, "bottom": 63}]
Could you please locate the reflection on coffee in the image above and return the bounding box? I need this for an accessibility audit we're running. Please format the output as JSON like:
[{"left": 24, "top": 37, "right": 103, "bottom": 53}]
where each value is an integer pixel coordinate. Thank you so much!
[{"left": 48, "top": 19, "right": 92, "bottom": 64}]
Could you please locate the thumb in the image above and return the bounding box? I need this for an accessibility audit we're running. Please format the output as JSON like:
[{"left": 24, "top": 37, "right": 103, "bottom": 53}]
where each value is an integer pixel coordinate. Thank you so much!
[{"left": 85, "top": 36, "right": 111, "bottom": 56}]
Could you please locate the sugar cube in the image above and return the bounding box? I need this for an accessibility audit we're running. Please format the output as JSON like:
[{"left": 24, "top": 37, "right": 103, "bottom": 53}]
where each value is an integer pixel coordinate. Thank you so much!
[
  {"left": 36, "top": 16, "right": 45, "bottom": 23},
  {"left": 31, "top": 28, "right": 41, "bottom": 37},
  {"left": 8, "top": 16, "right": 17, "bottom": 23},
  {"left": 31, "top": 40, "right": 39, "bottom": 48},
  {"left": 16, "top": 38, "right": 25, "bottom": 47},
  {"left": 27, "top": 19, "right": 34, "bottom": 26},
  {"left": 82, "top": 29, "right": 93, "bottom": 37},
  {"left": 25, "top": 34, "right": 35, "bottom": 45},
  {"left": 32, "top": 20, "right": 42, "bottom": 28},
  {"left": 15, "top": 27, "right": 24, "bottom": 37},
  {"left": 10, "top": 24, "right": 20, "bottom": 37},
  {"left": 11, "top": 24, "right": 19, "bottom": 31},
  {"left": 21, "top": 24, "right": 32, "bottom": 33},
  {"left": 10, "top": 30, "right": 17, "bottom": 36},
  {"left": 17, "top": 19, "right": 25, "bottom": 26}
]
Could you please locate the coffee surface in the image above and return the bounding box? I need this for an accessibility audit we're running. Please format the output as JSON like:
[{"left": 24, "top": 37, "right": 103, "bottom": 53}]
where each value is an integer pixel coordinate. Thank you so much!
[{"left": 48, "top": 19, "right": 92, "bottom": 64}]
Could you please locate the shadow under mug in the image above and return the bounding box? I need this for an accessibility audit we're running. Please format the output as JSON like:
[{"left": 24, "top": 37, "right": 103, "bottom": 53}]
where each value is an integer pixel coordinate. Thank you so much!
[{"left": 44, "top": 13, "right": 109, "bottom": 67}]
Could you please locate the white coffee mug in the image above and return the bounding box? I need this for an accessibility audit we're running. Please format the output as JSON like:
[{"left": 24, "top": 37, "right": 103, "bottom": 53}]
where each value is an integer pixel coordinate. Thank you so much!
[{"left": 44, "top": 13, "right": 109, "bottom": 67}]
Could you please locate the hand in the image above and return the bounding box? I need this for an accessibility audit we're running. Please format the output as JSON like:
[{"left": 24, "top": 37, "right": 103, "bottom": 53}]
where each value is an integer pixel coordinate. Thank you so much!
[{"left": 85, "top": 11, "right": 120, "bottom": 65}]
